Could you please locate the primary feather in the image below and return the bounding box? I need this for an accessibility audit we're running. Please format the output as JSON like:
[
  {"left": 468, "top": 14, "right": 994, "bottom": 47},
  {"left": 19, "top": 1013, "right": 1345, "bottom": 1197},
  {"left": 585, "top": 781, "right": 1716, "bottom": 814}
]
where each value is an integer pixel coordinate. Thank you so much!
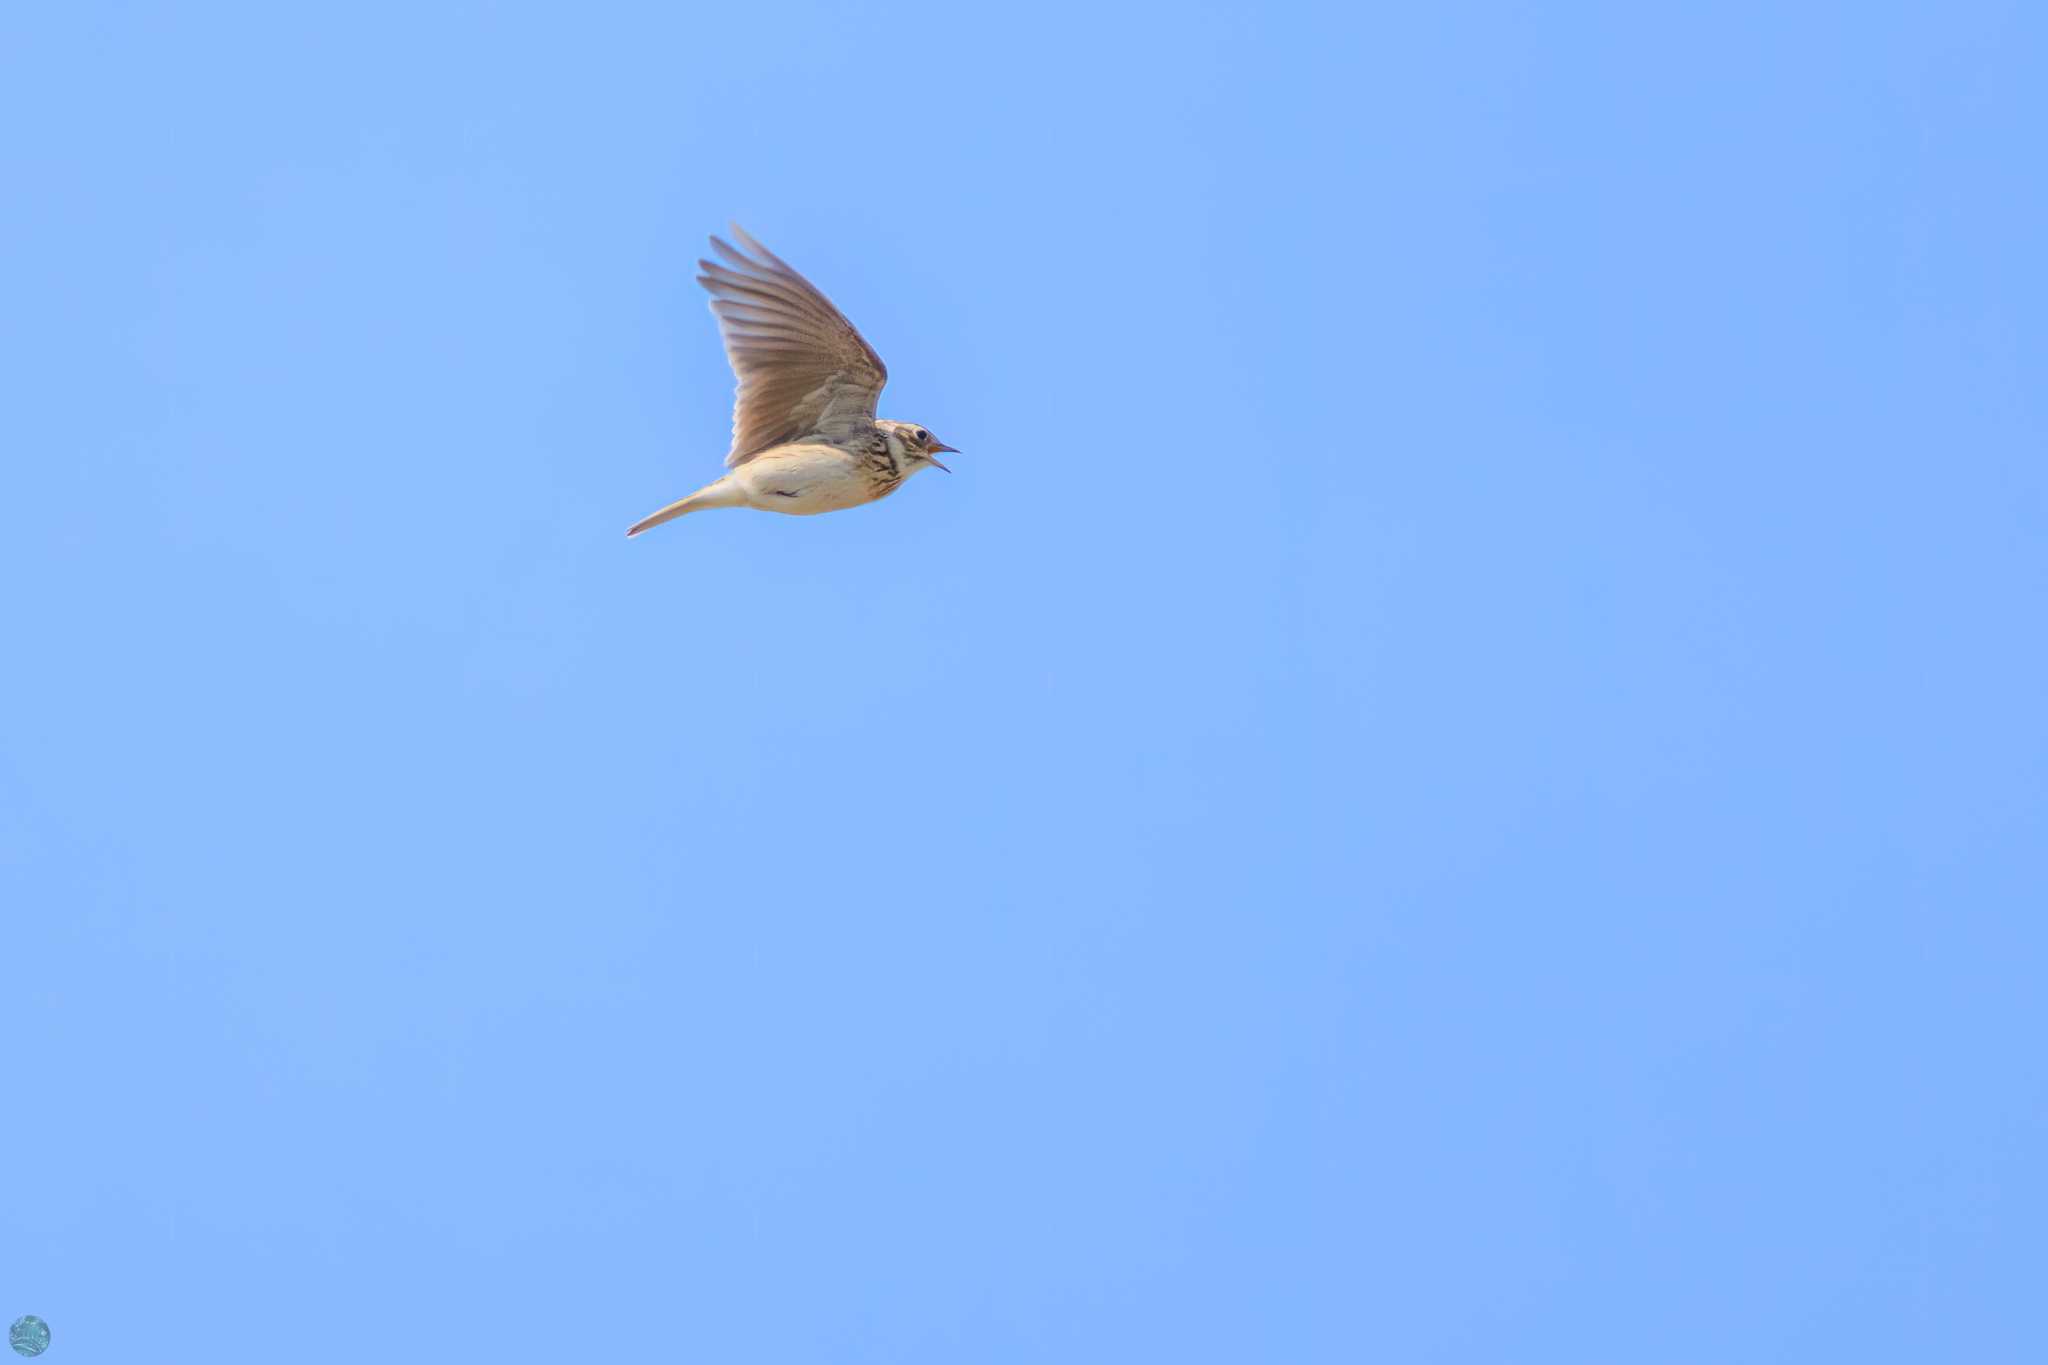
[{"left": 697, "top": 226, "right": 890, "bottom": 468}]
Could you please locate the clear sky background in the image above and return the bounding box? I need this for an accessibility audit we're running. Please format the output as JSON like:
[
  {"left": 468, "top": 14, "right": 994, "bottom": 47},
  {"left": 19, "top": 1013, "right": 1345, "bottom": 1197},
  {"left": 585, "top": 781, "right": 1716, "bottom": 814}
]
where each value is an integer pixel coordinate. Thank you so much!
[{"left": 3, "top": 2, "right": 2043, "bottom": 1360}]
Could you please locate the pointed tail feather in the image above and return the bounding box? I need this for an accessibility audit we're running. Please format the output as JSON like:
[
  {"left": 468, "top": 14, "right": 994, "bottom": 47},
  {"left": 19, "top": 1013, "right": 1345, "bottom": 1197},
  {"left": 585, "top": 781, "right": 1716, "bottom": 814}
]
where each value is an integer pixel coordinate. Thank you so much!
[
  {"left": 626, "top": 478, "right": 743, "bottom": 537},
  {"left": 625, "top": 496, "right": 699, "bottom": 537}
]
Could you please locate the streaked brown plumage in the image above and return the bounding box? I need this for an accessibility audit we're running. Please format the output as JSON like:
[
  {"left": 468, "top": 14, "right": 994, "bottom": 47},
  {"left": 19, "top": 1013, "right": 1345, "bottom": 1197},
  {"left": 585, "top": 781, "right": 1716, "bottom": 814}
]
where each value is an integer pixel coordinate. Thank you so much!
[{"left": 626, "top": 227, "right": 955, "bottom": 536}]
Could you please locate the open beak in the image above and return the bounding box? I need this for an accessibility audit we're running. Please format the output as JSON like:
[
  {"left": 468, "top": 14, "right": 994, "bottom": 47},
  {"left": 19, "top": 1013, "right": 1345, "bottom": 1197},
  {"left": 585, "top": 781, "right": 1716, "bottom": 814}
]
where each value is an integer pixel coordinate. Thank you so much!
[{"left": 928, "top": 441, "right": 957, "bottom": 472}]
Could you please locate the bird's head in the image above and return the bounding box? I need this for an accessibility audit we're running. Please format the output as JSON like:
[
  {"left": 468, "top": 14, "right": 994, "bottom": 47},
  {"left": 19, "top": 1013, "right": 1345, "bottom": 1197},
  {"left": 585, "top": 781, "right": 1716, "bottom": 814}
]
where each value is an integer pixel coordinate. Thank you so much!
[{"left": 879, "top": 420, "right": 957, "bottom": 473}]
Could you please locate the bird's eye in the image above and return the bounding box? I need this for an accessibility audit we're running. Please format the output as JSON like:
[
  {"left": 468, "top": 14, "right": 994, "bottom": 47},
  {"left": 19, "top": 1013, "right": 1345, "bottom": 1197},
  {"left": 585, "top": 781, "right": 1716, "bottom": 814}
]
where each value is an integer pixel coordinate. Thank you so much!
[{"left": 914, "top": 428, "right": 929, "bottom": 443}]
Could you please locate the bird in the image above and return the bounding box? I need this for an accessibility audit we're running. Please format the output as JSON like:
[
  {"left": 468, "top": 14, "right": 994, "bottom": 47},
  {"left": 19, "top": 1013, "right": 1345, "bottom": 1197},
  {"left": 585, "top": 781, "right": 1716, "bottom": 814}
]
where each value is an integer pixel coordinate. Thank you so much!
[{"left": 626, "top": 226, "right": 957, "bottom": 537}]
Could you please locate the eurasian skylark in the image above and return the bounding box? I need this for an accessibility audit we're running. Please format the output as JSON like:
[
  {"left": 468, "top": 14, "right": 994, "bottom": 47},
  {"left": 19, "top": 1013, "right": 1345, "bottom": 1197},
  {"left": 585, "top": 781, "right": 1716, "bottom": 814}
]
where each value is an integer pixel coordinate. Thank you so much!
[{"left": 626, "top": 226, "right": 956, "bottom": 537}]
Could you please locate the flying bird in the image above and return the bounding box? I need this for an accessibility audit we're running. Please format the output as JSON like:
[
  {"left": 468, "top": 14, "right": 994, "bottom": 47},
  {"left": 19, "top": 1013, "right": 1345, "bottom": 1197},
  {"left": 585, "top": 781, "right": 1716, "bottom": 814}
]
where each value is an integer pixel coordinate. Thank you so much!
[{"left": 627, "top": 227, "right": 956, "bottom": 537}]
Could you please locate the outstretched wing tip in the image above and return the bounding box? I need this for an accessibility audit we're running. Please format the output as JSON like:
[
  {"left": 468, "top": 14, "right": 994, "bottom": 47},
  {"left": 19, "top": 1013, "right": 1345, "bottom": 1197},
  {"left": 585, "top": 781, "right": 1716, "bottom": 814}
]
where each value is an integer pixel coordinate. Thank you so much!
[{"left": 691, "top": 222, "right": 889, "bottom": 466}]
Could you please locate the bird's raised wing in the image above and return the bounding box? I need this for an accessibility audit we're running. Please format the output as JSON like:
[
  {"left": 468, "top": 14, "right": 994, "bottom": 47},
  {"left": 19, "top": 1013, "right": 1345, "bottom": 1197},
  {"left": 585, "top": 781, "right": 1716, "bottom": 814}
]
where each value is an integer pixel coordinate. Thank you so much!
[{"left": 697, "top": 226, "right": 890, "bottom": 468}]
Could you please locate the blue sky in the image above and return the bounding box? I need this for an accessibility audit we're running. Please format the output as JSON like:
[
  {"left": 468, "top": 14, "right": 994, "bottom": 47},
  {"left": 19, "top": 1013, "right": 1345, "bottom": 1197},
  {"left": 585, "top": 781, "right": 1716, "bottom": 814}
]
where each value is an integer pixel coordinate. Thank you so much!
[{"left": 3, "top": 2, "right": 2044, "bottom": 1360}]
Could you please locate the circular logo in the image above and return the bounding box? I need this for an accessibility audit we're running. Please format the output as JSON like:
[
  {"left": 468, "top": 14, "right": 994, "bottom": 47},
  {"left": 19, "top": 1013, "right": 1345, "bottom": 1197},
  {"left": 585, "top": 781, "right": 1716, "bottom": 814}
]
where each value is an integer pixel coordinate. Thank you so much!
[{"left": 7, "top": 1317, "right": 48, "bottom": 1358}]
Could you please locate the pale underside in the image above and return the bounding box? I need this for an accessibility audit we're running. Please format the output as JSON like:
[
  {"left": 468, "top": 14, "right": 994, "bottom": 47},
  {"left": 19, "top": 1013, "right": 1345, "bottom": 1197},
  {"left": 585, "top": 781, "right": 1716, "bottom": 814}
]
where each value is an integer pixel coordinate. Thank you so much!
[{"left": 727, "top": 442, "right": 903, "bottom": 515}]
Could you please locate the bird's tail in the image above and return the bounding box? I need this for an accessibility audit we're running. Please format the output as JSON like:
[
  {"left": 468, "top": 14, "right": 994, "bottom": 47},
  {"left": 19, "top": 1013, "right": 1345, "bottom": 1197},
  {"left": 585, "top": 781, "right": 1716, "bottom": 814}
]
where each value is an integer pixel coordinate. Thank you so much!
[{"left": 626, "top": 477, "right": 744, "bottom": 537}]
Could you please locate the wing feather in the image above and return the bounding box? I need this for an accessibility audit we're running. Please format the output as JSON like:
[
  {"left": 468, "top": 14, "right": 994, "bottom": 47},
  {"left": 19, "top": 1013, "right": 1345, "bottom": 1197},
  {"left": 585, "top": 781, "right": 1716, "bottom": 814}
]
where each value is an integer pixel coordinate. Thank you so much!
[{"left": 698, "top": 226, "right": 889, "bottom": 467}]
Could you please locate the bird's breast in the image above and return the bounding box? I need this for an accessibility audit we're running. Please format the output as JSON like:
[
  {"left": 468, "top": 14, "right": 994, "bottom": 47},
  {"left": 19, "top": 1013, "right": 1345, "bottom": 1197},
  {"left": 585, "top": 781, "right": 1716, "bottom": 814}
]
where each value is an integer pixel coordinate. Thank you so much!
[{"left": 734, "top": 442, "right": 895, "bottom": 514}]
